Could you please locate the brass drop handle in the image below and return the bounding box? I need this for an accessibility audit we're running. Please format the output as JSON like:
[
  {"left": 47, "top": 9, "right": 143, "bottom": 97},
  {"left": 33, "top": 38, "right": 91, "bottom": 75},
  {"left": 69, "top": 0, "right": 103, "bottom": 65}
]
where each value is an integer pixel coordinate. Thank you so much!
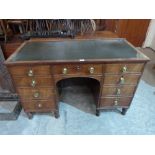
[
  {"left": 31, "top": 79, "right": 36, "bottom": 87},
  {"left": 33, "top": 92, "right": 40, "bottom": 98},
  {"left": 28, "top": 69, "right": 33, "bottom": 77},
  {"left": 62, "top": 68, "right": 68, "bottom": 74},
  {"left": 89, "top": 67, "right": 95, "bottom": 74},
  {"left": 114, "top": 100, "right": 118, "bottom": 106},
  {"left": 38, "top": 103, "right": 42, "bottom": 108},
  {"left": 120, "top": 77, "right": 125, "bottom": 84},
  {"left": 122, "top": 66, "right": 127, "bottom": 73},
  {"left": 116, "top": 88, "right": 121, "bottom": 95},
  {"left": 76, "top": 65, "right": 80, "bottom": 70}
]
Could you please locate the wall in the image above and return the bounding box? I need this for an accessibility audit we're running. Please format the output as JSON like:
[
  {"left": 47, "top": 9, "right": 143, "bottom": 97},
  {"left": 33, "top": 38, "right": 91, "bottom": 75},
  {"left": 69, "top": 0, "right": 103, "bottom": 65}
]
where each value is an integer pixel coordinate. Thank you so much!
[
  {"left": 116, "top": 19, "right": 150, "bottom": 47},
  {"left": 143, "top": 19, "right": 155, "bottom": 50}
]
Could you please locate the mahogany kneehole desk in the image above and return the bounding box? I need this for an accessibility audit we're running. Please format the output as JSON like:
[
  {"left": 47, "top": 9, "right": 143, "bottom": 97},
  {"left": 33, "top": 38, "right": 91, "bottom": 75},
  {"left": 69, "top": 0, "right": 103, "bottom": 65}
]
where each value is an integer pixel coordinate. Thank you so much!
[{"left": 5, "top": 39, "right": 150, "bottom": 119}]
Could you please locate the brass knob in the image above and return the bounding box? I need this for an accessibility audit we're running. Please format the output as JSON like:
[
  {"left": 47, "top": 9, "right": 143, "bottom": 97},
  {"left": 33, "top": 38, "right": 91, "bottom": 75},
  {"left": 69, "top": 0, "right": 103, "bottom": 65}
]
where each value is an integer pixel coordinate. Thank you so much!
[
  {"left": 89, "top": 67, "right": 95, "bottom": 74},
  {"left": 114, "top": 100, "right": 118, "bottom": 106},
  {"left": 38, "top": 103, "right": 42, "bottom": 108},
  {"left": 31, "top": 79, "right": 36, "bottom": 87},
  {"left": 120, "top": 77, "right": 125, "bottom": 84},
  {"left": 28, "top": 69, "right": 33, "bottom": 77},
  {"left": 62, "top": 68, "right": 68, "bottom": 74},
  {"left": 122, "top": 66, "right": 127, "bottom": 73},
  {"left": 33, "top": 92, "right": 40, "bottom": 98},
  {"left": 116, "top": 88, "right": 121, "bottom": 95}
]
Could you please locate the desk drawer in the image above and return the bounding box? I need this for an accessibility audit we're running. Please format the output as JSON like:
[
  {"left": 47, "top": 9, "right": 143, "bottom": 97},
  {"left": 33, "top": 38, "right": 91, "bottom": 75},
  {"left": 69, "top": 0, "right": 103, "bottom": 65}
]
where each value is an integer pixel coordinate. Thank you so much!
[
  {"left": 17, "top": 87, "right": 55, "bottom": 100},
  {"left": 102, "top": 85, "right": 136, "bottom": 96},
  {"left": 22, "top": 100, "right": 55, "bottom": 112},
  {"left": 8, "top": 65, "right": 51, "bottom": 76},
  {"left": 13, "top": 76, "right": 53, "bottom": 87},
  {"left": 104, "top": 63, "right": 144, "bottom": 74},
  {"left": 52, "top": 64, "right": 102, "bottom": 75},
  {"left": 103, "top": 74, "right": 140, "bottom": 85},
  {"left": 100, "top": 97, "right": 132, "bottom": 107}
]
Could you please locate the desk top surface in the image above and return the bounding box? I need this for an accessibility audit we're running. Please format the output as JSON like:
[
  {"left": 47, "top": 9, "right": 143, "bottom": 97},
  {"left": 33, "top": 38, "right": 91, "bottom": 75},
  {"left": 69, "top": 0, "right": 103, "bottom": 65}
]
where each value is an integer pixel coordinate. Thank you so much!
[{"left": 8, "top": 39, "right": 149, "bottom": 63}]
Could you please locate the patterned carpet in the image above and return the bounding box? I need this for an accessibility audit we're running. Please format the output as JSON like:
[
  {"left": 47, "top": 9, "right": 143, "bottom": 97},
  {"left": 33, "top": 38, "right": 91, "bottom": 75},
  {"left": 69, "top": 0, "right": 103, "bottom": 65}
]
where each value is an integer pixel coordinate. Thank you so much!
[{"left": 0, "top": 80, "right": 155, "bottom": 135}]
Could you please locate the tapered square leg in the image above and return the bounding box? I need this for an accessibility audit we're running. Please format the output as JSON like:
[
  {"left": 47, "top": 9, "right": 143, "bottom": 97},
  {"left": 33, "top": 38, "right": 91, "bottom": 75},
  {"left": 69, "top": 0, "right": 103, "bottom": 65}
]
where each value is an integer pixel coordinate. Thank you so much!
[
  {"left": 26, "top": 112, "right": 33, "bottom": 119},
  {"left": 121, "top": 108, "right": 128, "bottom": 115},
  {"left": 54, "top": 110, "right": 60, "bottom": 118},
  {"left": 96, "top": 109, "right": 100, "bottom": 116}
]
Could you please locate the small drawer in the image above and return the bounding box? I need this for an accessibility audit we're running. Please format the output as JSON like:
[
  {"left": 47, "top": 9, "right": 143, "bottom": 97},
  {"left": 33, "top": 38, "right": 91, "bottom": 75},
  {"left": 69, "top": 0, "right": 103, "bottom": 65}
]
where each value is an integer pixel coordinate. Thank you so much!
[
  {"left": 13, "top": 76, "right": 53, "bottom": 87},
  {"left": 22, "top": 100, "right": 55, "bottom": 112},
  {"left": 81, "top": 64, "right": 102, "bottom": 75},
  {"left": 8, "top": 65, "right": 51, "bottom": 76},
  {"left": 17, "top": 87, "right": 55, "bottom": 100},
  {"left": 104, "top": 63, "right": 144, "bottom": 74},
  {"left": 52, "top": 64, "right": 102, "bottom": 75},
  {"left": 100, "top": 97, "right": 132, "bottom": 107},
  {"left": 102, "top": 85, "right": 136, "bottom": 96},
  {"left": 103, "top": 74, "right": 140, "bottom": 85}
]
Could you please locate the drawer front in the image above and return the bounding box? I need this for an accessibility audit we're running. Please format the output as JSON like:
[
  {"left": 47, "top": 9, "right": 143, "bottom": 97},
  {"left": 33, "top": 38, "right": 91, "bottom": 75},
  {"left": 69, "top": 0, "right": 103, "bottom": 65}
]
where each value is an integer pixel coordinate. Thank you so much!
[
  {"left": 17, "top": 87, "right": 55, "bottom": 100},
  {"left": 104, "top": 63, "right": 144, "bottom": 74},
  {"left": 22, "top": 100, "right": 55, "bottom": 112},
  {"left": 52, "top": 64, "right": 102, "bottom": 75},
  {"left": 13, "top": 76, "right": 53, "bottom": 87},
  {"left": 8, "top": 65, "right": 51, "bottom": 76},
  {"left": 100, "top": 97, "right": 132, "bottom": 107},
  {"left": 102, "top": 85, "right": 136, "bottom": 96},
  {"left": 103, "top": 74, "right": 140, "bottom": 85}
]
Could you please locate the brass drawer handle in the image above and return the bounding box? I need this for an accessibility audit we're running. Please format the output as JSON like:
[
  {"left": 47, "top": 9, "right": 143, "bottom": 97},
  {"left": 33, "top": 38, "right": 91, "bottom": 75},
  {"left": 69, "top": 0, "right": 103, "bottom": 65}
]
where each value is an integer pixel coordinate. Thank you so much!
[
  {"left": 114, "top": 100, "right": 118, "bottom": 106},
  {"left": 31, "top": 79, "right": 36, "bottom": 87},
  {"left": 62, "top": 68, "right": 68, "bottom": 74},
  {"left": 38, "top": 103, "right": 42, "bottom": 108},
  {"left": 33, "top": 92, "right": 40, "bottom": 98},
  {"left": 120, "top": 77, "right": 125, "bottom": 84},
  {"left": 76, "top": 65, "right": 80, "bottom": 70},
  {"left": 89, "top": 67, "right": 95, "bottom": 74},
  {"left": 28, "top": 69, "right": 33, "bottom": 77},
  {"left": 121, "top": 66, "right": 127, "bottom": 73},
  {"left": 116, "top": 88, "right": 121, "bottom": 95}
]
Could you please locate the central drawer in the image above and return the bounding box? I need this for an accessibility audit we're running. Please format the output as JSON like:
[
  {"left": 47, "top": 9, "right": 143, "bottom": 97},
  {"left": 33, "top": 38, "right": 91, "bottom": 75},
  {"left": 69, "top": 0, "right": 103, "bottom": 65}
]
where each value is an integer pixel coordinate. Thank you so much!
[
  {"left": 13, "top": 76, "right": 53, "bottom": 87},
  {"left": 52, "top": 64, "right": 102, "bottom": 75},
  {"left": 17, "top": 87, "right": 55, "bottom": 100}
]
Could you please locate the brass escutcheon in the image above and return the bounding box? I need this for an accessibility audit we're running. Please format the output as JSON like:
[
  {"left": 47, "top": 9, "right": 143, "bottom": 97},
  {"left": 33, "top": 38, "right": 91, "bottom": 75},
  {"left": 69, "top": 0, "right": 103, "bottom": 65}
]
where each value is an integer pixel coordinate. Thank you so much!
[
  {"left": 62, "top": 68, "right": 68, "bottom": 74},
  {"left": 89, "top": 67, "right": 95, "bottom": 74},
  {"left": 28, "top": 69, "right": 33, "bottom": 77}
]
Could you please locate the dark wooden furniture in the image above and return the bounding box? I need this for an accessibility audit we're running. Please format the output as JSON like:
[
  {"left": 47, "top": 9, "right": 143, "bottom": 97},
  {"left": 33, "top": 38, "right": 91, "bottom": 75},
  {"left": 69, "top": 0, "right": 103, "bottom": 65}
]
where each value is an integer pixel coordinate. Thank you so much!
[
  {"left": 1, "top": 31, "right": 117, "bottom": 59},
  {"left": 5, "top": 39, "right": 149, "bottom": 119},
  {"left": 116, "top": 19, "right": 150, "bottom": 47},
  {"left": 0, "top": 46, "right": 21, "bottom": 120}
]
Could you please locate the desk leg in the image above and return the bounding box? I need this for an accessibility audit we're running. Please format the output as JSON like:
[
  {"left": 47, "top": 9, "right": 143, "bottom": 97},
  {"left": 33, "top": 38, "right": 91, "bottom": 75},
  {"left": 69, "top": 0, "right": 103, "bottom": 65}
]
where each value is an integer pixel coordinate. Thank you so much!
[
  {"left": 26, "top": 112, "right": 33, "bottom": 119},
  {"left": 54, "top": 110, "right": 60, "bottom": 118},
  {"left": 121, "top": 108, "right": 128, "bottom": 115},
  {"left": 96, "top": 109, "right": 100, "bottom": 116}
]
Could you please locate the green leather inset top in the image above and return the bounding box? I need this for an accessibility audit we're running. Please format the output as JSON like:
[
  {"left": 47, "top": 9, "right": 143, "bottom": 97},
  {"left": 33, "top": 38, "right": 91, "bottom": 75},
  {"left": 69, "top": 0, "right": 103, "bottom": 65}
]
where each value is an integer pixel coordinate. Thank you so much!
[{"left": 10, "top": 39, "right": 148, "bottom": 62}]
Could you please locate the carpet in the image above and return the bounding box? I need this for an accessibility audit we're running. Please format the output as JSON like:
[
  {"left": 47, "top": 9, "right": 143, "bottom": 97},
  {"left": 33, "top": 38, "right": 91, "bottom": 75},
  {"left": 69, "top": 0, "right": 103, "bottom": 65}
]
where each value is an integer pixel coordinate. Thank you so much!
[{"left": 0, "top": 80, "right": 155, "bottom": 135}]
